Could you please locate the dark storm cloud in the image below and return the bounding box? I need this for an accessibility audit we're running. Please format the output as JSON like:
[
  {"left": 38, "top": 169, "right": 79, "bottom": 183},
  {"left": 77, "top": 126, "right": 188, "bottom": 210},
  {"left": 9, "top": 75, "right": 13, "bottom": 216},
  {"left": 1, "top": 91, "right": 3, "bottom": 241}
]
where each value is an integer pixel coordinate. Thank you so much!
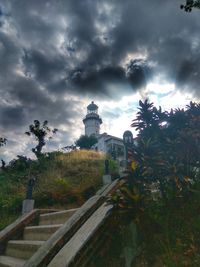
[
  {"left": 22, "top": 50, "right": 67, "bottom": 83},
  {"left": 7, "top": 76, "right": 79, "bottom": 127},
  {"left": 0, "top": 0, "right": 200, "bottom": 160},
  {"left": 68, "top": 66, "right": 126, "bottom": 94},
  {"left": 0, "top": 106, "right": 26, "bottom": 128},
  {"left": 68, "top": 60, "right": 153, "bottom": 97},
  {"left": 1, "top": 0, "right": 200, "bottom": 98},
  {"left": 106, "top": 0, "right": 200, "bottom": 95},
  {"left": 7, "top": 0, "right": 154, "bottom": 95},
  {"left": 126, "top": 59, "right": 152, "bottom": 88},
  {"left": 177, "top": 58, "right": 199, "bottom": 84},
  {"left": 0, "top": 31, "right": 22, "bottom": 77}
]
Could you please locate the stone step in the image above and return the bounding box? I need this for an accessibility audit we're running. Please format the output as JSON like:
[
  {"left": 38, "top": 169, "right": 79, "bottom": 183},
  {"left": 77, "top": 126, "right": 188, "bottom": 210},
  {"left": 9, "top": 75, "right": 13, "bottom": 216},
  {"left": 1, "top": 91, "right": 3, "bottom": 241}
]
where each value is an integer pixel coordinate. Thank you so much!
[
  {"left": 23, "top": 224, "right": 62, "bottom": 241},
  {"left": 39, "top": 209, "right": 78, "bottom": 225},
  {"left": 5, "top": 240, "right": 44, "bottom": 260},
  {"left": 48, "top": 203, "right": 113, "bottom": 267},
  {"left": 0, "top": 255, "right": 26, "bottom": 267}
]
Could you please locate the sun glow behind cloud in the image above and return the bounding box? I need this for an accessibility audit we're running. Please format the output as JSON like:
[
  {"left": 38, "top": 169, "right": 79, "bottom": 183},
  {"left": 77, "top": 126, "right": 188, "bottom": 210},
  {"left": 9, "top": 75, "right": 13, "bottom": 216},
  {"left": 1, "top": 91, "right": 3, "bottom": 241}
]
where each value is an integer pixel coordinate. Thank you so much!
[
  {"left": 145, "top": 82, "right": 195, "bottom": 110},
  {"left": 94, "top": 82, "right": 196, "bottom": 140},
  {"left": 99, "top": 92, "right": 141, "bottom": 138},
  {"left": 146, "top": 82, "right": 175, "bottom": 95}
]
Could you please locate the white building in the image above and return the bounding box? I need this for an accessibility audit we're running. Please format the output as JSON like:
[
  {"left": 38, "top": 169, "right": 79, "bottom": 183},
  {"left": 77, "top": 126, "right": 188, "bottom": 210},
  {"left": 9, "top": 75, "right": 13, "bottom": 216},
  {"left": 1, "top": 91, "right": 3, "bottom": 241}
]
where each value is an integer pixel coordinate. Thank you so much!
[{"left": 83, "top": 101, "right": 125, "bottom": 161}]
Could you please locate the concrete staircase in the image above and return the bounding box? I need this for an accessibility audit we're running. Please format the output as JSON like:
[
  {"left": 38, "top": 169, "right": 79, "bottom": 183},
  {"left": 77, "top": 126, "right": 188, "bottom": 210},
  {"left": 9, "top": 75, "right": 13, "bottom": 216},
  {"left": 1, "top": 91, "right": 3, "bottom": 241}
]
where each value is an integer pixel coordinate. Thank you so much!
[
  {"left": 0, "top": 181, "right": 122, "bottom": 267},
  {"left": 0, "top": 209, "right": 77, "bottom": 267}
]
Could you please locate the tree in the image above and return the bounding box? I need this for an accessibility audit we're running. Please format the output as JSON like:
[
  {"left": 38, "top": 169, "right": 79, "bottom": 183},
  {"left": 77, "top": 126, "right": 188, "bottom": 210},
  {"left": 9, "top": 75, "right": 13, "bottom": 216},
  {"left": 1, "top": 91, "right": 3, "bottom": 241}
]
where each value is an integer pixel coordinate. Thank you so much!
[
  {"left": 180, "top": 0, "right": 200, "bottom": 12},
  {"left": 75, "top": 135, "right": 97, "bottom": 149},
  {"left": 131, "top": 99, "right": 200, "bottom": 200},
  {"left": 111, "top": 99, "right": 200, "bottom": 219},
  {"left": 25, "top": 120, "right": 58, "bottom": 159},
  {"left": 0, "top": 137, "right": 7, "bottom": 170},
  {"left": 0, "top": 137, "right": 7, "bottom": 147}
]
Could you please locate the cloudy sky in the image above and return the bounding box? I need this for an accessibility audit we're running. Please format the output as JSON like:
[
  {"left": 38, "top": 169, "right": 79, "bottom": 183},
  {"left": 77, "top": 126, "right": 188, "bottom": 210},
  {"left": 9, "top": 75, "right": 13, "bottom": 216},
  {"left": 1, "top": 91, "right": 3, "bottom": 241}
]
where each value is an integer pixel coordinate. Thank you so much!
[{"left": 0, "top": 0, "right": 199, "bottom": 162}]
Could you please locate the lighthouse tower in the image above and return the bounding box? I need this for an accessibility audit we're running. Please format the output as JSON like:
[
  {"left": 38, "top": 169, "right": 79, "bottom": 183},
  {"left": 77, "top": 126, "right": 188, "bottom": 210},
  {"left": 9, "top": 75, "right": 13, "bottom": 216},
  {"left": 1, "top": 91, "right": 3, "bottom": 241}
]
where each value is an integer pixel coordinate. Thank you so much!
[{"left": 83, "top": 101, "right": 102, "bottom": 136}]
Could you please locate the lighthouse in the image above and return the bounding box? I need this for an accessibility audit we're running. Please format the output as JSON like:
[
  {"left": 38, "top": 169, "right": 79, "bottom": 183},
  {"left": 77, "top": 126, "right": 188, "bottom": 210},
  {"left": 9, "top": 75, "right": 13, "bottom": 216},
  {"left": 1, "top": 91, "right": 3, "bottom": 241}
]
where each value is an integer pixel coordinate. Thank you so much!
[{"left": 83, "top": 101, "right": 102, "bottom": 137}]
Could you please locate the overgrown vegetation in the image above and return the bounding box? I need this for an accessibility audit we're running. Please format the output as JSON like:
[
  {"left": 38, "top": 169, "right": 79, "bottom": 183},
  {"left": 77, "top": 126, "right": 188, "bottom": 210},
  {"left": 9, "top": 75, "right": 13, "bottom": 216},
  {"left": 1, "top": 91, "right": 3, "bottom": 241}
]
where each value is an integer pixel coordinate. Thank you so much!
[
  {"left": 111, "top": 100, "right": 200, "bottom": 266},
  {"left": 25, "top": 120, "right": 58, "bottom": 159},
  {"left": 75, "top": 134, "right": 98, "bottom": 149},
  {"left": 180, "top": 0, "right": 200, "bottom": 12},
  {"left": 0, "top": 150, "right": 117, "bottom": 230}
]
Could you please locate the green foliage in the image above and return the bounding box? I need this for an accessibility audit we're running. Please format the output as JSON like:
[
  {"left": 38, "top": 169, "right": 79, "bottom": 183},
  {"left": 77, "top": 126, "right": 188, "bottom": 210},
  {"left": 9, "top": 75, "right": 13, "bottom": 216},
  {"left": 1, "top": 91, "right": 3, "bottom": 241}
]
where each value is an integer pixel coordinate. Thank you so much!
[
  {"left": 33, "top": 150, "right": 107, "bottom": 206},
  {"left": 111, "top": 179, "right": 200, "bottom": 266},
  {"left": 0, "top": 137, "right": 6, "bottom": 147},
  {"left": 0, "top": 213, "right": 19, "bottom": 231},
  {"left": 25, "top": 120, "right": 58, "bottom": 159},
  {"left": 180, "top": 0, "right": 200, "bottom": 12},
  {"left": 111, "top": 100, "right": 199, "bottom": 206},
  {"left": 75, "top": 135, "right": 97, "bottom": 149},
  {"left": 110, "top": 99, "right": 200, "bottom": 266},
  {"left": 130, "top": 100, "right": 200, "bottom": 200},
  {"left": 134, "top": 186, "right": 200, "bottom": 266},
  {"left": 0, "top": 150, "right": 114, "bottom": 228},
  {"left": 0, "top": 173, "right": 25, "bottom": 230}
]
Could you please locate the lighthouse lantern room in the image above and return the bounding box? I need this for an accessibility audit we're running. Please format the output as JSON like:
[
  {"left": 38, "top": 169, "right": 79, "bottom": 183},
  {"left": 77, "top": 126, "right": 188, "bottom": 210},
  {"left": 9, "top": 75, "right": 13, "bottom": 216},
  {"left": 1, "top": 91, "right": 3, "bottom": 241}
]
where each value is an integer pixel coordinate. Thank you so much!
[{"left": 83, "top": 101, "right": 102, "bottom": 137}]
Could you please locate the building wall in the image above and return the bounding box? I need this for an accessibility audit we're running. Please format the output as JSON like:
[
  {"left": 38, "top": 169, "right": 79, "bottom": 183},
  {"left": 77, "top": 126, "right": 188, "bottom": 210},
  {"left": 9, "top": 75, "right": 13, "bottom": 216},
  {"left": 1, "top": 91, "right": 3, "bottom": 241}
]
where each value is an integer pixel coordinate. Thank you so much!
[
  {"left": 92, "top": 134, "right": 125, "bottom": 163},
  {"left": 85, "top": 119, "right": 100, "bottom": 136},
  {"left": 94, "top": 135, "right": 108, "bottom": 152}
]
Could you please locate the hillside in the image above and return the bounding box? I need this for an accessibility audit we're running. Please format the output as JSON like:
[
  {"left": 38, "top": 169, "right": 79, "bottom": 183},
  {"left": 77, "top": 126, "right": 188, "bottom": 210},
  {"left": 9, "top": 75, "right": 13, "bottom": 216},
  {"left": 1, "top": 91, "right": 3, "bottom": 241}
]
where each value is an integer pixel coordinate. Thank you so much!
[{"left": 0, "top": 150, "right": 118, "bottom": 230}]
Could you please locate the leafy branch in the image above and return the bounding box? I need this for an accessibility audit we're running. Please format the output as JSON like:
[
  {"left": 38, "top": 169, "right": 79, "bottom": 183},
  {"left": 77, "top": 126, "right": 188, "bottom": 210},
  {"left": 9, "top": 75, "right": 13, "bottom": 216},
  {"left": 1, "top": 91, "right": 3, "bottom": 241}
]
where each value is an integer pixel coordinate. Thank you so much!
[
  {"left": 25, "top": 120, "right": 58, "bottom": 159},
  {"left": 180, "top": 0, "right": 200, "bottom": 12}
]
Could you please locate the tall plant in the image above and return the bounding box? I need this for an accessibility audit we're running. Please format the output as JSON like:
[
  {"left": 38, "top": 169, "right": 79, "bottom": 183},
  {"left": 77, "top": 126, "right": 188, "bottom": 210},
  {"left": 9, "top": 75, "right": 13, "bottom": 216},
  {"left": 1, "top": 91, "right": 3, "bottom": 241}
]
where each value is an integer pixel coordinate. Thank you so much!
[
  {"left": 131, "top": 100, "right": 200, "bottom": 200},
  {"left": 25, "top": 120, "right": 58, "bottom": 159}
]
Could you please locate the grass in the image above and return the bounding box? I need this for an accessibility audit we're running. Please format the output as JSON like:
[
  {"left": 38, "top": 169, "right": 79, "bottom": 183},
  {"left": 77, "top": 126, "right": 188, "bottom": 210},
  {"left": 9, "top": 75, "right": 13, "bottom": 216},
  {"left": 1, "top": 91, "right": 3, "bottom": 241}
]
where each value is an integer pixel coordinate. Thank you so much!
[
  {"left": 33, "top": 150, "right": 109, "bottom": 207},
  {"left": 0, "top": 150, "right": 118, "bottom": 230}
]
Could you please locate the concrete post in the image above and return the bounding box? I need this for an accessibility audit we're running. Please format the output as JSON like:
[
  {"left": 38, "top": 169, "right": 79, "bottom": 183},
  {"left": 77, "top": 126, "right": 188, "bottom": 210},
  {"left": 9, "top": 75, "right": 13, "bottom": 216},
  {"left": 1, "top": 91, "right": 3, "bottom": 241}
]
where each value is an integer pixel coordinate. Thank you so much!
[
  {"left": 22, "top": 177, "right": 35, "bottom": 214},
  {"left": 103, "top": 159, "right": 111, "bottom": 184},
  {"left": 22, "top": 199, "right": 35, "bottom": 214}
]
